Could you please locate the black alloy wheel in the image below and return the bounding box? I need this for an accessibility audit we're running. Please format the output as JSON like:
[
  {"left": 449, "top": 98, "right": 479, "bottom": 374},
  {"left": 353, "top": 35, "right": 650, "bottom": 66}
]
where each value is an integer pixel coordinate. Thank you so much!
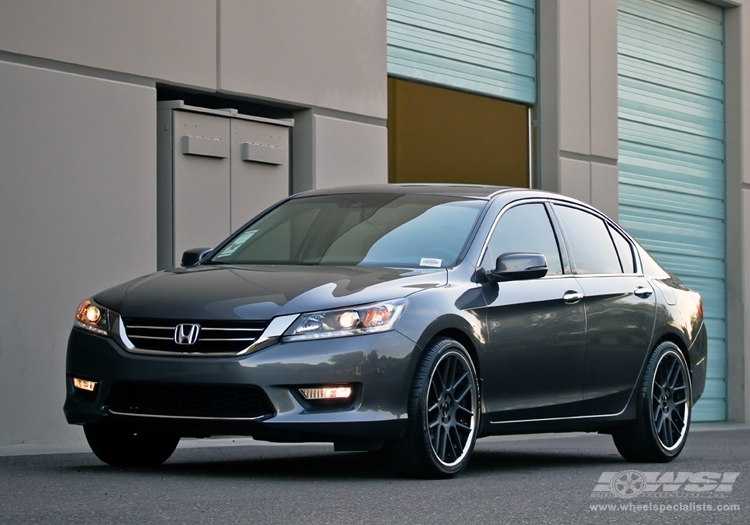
[
  {"left": 613, "top": 341, "right": 691, "bottom": 462},
  {"left": 394, "top": 337, "right": 479, "bottom": 478}
]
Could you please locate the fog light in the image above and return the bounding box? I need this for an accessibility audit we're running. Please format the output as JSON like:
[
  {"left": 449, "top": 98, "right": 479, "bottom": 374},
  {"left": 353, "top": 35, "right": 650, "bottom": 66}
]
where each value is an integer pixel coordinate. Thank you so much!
[
  {"left": 299, "top": 386, "right": 353, "bottom": 400},
  {"left": 73, "top": 377, "right": 97, "bottom": 392}
]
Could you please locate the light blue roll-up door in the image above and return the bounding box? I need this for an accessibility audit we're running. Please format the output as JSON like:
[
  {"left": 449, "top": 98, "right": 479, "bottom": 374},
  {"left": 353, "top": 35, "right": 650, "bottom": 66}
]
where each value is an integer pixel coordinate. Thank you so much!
[
  {"left": 618, "top": 0, "right": 725, "bottom": 421},
  {"left": 386, "top": 0, "right": 536, "bottom": 104}
]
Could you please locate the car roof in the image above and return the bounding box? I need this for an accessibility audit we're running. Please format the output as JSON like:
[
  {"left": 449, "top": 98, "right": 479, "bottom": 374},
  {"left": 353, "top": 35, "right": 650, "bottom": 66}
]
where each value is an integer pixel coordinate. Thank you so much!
[{"left": 293, "top": 183, "right": 556, "bottom": 201}]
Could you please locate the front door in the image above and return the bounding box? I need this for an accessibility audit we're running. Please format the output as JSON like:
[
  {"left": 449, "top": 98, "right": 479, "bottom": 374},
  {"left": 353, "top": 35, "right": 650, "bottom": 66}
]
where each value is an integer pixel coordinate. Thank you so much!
[{"left": 478, "top": 202, "right": 587, "bottom": 422}]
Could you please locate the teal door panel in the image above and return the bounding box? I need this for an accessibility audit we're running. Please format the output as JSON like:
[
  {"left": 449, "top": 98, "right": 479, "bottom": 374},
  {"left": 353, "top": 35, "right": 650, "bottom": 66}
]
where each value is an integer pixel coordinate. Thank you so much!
[
  {"left": 618, "top": 0, "right": 726, "bottom": 421},
  {"left": 387, "top": 0, "right": 536, "bottom": 103}
]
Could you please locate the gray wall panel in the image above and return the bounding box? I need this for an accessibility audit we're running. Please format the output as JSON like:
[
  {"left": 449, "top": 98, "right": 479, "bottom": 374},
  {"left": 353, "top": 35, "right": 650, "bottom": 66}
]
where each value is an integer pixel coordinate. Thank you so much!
[
  {"left": 540, "top": 0, "right": 619, "bottom": 220},
  {"left": 314, "top": 115, "right": 388, "bottom": 189},
  {"left": 591, "top": 163, "right": 619, "bottom": 221},
  {"left": 0, "top": 62, "right": 157, "bottom": 445},
  {"left": 723, "top": 2, "right": 749, "bottom": 423},
  {"left": 590, "top": 0, "right": 619, "bottom": 160},
  {"left": 737, "top": 189, "right": 750, "bottom": 422},
  {"left": 559, "top": 157, "right": 591, "bottom": 203},
  {"left": 219, "top": 0, "right": 387, "bottom": 118},
  {"left": 0, "top": 0, "right": 216, "bottom": 89},
  {"left": 558, "top": 0, "right": 590, "bottom": 156},
  {"left": 292, "top": 112, "right": 388, "bottom": 192}
]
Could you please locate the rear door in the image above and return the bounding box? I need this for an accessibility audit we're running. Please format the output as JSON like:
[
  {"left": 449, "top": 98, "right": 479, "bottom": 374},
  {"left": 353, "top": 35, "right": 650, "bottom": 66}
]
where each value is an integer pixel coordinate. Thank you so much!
[{"left": 552, "top": 203, "right": 656, "bottom": 415}]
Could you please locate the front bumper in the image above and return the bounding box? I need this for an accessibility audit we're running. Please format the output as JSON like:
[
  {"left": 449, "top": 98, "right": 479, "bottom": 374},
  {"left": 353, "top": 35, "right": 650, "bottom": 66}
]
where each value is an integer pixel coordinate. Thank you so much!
[{"left": 64, "top": 327, "right": 418, "bottom": 442}]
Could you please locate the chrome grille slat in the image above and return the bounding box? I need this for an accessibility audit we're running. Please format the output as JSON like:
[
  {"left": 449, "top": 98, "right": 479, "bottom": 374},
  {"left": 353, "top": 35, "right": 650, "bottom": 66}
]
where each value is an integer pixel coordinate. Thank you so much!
[
  {"left": 201, "top": 328, "right": 264, "bottom": 332},
  {"left": 121, "top": 318, "right": 270, "bottom": 356},
  {"left": 200, "top": 338, "right": 257, "bottom": 342}
]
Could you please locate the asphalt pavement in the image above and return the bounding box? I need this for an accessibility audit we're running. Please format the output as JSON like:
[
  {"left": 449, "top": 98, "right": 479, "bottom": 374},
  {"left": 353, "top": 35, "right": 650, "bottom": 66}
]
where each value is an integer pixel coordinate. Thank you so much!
[{"left": 0, "top": 425, "right": 747, "bottom": 524}]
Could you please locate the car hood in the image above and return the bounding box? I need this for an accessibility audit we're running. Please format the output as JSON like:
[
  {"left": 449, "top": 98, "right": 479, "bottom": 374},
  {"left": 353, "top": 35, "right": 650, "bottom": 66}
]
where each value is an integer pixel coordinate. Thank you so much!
[{"left": 94, "top": 265, "right": 447, "bottom": 321}]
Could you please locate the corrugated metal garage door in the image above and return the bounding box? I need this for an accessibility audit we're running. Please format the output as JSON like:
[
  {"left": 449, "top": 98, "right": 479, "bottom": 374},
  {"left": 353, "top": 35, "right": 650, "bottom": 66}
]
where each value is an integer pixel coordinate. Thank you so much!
[
  {"left": 618, "top": 0, "right": 726, "bottom": 420},
  {"left": 386, "top": 0, "right": 536, "bottom": 104}
]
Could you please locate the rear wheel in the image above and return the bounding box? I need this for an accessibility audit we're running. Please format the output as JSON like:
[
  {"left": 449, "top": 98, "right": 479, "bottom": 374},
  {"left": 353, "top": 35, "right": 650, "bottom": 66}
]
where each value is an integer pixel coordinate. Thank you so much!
[
  {"left": 613, "top": 341, "right": 691, "bottom": 462},
  {"left": 84, "top": 423, "right": 179, "bottom": 467},
  {"left": 394, "top": 337, "right": 479, "bottom": 478}
]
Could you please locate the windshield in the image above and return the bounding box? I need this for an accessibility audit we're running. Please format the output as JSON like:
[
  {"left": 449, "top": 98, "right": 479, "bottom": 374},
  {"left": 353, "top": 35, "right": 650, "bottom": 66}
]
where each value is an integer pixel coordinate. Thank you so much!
[{"left": 209, "top": 193, "right": 485, "bottom": 268}]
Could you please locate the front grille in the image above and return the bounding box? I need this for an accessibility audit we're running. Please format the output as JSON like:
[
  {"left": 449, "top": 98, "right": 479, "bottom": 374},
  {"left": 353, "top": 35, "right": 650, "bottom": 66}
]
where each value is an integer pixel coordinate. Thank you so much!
[
  {"left": 106, "top": 382, "right": 276, "bottom": 419},
  {"left": 122, "top": 318, "right": 269, "bottom": 355}
]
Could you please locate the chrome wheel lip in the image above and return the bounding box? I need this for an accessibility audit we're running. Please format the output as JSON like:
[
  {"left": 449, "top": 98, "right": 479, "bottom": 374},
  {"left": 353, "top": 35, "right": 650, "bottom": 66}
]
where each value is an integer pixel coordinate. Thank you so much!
[
  {"left": 649, "top": 349, "right": 691, "bottom": 453},
  {"left": 426, "top": 349, "right": 478, "bottom": 468}
]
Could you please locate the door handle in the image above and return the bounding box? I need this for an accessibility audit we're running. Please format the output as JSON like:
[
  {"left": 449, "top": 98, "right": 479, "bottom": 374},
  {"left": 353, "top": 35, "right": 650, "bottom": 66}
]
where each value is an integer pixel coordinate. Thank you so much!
[
  {"left": 563, "top": 291, "right": 584, "bottom": 304},
  {"left": 634, "top": 286, "right": 653, "bottom": 299}
]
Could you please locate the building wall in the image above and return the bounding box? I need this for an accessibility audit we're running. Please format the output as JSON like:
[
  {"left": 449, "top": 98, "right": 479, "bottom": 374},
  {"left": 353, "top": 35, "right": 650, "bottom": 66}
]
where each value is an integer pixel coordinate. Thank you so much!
[
  {"left": 539, "top": 0, "right": 619, "bottom": 221},
  {"left": 0, "top": 0, "right": 387, "bottom": 446},
  {"left": 1, "top": 0, "right": 748, "bottom": 448},
  {"left": 724, "top": 0, "right": 750, "bottom": 424},
  {"left": 0, "top": 0, "right": 217, "bottom": 89},
  {"left": 539, "top": 0, "right": 750, "bottom": 423},
  {"left": 219, "top": 0, "right": 387, "bottom": 118},
  {"left": 0, "top": 61, "right": 157, "bottom": 444}
]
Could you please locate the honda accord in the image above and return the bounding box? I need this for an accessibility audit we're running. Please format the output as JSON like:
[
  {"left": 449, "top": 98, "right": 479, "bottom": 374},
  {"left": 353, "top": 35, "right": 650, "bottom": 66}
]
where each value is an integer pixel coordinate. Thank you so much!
[{"left": 64, "top": 185, "right": 706, "bottom": 478}]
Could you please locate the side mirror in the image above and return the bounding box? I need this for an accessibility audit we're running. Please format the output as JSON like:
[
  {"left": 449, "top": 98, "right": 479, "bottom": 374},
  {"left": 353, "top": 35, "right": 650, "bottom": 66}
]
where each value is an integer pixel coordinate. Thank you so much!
[
  {"left": 181, "top": 247, "right": 213, "bottom": 267},
  {"left": 488, "top": 252, "right": 548, "bottom": 282}
]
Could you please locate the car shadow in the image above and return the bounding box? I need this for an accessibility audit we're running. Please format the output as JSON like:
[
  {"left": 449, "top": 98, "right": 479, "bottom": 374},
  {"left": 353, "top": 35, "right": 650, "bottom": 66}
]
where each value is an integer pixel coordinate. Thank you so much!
[
  {"left": 466, "top": 449, "right": 625, "bottom": 476},
  {"left": 61, "top": 443, "right": 627, "bottom": 481}
]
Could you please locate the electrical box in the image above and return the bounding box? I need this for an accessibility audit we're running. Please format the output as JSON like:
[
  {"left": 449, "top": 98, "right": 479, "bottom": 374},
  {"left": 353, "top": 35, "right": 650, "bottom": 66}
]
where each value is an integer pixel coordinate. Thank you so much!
[{"left": 157, "top": 101, "right": 293, "bottom": 269}]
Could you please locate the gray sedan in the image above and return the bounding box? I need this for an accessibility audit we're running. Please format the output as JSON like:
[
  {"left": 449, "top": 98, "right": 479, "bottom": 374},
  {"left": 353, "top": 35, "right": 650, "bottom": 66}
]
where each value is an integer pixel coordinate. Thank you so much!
[{"left": 64, "top": 185, "right": 706, "bottom": 478}]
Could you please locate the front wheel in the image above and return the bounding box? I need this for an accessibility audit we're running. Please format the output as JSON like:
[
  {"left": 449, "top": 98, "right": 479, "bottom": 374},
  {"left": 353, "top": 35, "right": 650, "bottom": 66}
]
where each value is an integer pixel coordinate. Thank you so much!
[
  {"left": 84, "top": 423, "right": 179, "bottom": 467},
  {"left": 613, "top": 341, "right": 692, "bottom": 462},
  {"left": 394, "top": 337, "right": 479, "bottom": 478}
]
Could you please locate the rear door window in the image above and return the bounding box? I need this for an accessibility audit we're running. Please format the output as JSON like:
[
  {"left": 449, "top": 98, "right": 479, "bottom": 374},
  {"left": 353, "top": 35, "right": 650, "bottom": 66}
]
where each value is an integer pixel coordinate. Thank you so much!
[{"left": 553, "top": 205, "right": 621, "bottom": 275}]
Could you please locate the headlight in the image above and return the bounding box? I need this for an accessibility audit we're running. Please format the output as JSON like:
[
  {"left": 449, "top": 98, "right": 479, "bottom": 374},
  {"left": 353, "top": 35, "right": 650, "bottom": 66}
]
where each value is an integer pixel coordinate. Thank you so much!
[
  {"left": 75, "top": 299, "right": 114, "bottom": 336},
  {"left": 283, "top": 299, "right": 407, "bottom": 342}
]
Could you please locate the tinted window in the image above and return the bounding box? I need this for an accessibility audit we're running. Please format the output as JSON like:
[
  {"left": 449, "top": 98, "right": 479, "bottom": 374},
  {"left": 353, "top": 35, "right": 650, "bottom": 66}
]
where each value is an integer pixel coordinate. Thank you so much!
[
  {"left": 609, "top": 225, "right": 636, "bottom": 274},
  {"left": 484, "top": 203, "right": 563, "bottom": 275},
  {"left": 210, "top": 193, "right": 484, "bottom": 268},
  {"left": 554, "top": 205, "right": 621, "bottom": 275}
]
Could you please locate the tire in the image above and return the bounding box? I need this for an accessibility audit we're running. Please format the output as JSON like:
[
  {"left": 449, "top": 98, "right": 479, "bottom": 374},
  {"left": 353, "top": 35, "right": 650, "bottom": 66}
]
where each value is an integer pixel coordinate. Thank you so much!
[
  {"left": 393, "top": 337, "right": 480, "bottom": 478},
  {"left": 612, "top": 341, "right": 692, "bottom": 462},
  {"left": 84, "top": 423, "right": 179, "bottom": 467}
]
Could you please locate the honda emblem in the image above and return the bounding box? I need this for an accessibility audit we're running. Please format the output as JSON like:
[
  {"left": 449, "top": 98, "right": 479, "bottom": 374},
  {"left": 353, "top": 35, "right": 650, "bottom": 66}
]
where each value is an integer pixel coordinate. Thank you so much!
[{"left": 174, "top": 324, "right": 201, "bottom": 345}]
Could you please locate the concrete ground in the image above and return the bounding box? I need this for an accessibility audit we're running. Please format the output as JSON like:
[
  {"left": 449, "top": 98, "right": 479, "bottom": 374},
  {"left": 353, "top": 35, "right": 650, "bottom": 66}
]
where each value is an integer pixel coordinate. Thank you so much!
[{"left": 0, "top": 423, "right": 747, "bottom": 524}]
